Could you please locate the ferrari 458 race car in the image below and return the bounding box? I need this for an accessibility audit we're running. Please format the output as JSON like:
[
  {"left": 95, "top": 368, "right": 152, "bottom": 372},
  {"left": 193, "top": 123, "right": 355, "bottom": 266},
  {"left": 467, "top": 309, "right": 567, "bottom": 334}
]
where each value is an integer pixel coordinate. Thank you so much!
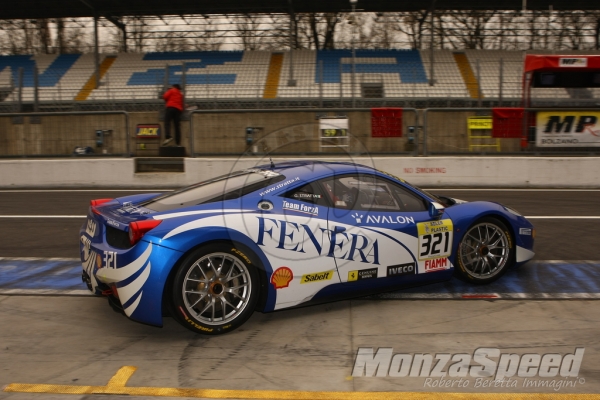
[{"left": 80, "top": 161, "right": 535, "bottom": 335}]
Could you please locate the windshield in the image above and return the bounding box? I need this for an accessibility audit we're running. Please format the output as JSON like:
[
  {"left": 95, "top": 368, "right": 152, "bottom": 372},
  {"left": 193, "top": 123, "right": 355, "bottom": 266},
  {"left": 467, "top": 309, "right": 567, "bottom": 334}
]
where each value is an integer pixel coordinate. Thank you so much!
[
  {"left": 400, "top": 180, "right": 444, "bottom": 204},
  {"left": 142, "top": 169, "right": 285, "bottom": 212},
  {"left": 375, "top": 168, "right": 443, "bottom": 205}
]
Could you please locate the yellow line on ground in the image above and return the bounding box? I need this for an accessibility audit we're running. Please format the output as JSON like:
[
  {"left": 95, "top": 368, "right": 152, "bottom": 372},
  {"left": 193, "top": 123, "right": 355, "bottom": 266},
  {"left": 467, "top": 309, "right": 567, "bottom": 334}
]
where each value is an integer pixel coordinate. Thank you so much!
[
  {"left": 106, "top": 365, "right": 137, "bottom": 387},
  {"left": 3, "top": 366, "right": 598, "bottom": 399}
]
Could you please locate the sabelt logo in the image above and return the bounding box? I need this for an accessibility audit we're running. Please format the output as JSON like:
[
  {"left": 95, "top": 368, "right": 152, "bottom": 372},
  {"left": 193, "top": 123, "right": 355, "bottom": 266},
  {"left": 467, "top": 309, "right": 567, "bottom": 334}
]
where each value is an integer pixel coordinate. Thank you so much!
[{"left": 301, "top": 270, "right": 334, "bottom": 284}]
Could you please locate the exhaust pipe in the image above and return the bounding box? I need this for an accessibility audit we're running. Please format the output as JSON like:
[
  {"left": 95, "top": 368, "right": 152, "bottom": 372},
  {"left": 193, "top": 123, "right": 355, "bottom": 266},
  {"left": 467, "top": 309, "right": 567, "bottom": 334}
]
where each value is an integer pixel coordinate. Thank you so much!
[{"left": 81, "top": 271, "right": 93, "bottom": 291}]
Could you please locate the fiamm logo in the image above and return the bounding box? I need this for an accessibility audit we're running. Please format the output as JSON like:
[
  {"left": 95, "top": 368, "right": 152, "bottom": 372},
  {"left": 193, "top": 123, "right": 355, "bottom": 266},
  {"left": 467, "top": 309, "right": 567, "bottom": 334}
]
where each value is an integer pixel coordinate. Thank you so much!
[{"left": 543, "top": 115, "right": 598, "bottom": 134}]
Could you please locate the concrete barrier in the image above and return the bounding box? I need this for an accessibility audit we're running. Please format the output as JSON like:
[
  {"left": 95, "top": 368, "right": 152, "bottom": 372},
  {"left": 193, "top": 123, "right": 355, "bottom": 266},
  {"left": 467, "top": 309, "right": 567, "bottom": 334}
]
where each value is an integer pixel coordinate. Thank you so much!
[{"left": 0, "top": 157, "right": 598, "bottom": 188}]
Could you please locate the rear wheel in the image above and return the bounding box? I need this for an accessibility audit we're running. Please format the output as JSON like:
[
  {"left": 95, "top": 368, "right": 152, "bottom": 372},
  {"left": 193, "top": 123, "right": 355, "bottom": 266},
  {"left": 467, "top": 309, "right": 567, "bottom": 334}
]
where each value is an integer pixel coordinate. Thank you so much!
[
  {"left": 455, "top": 217, "right": 514, "bottom": 285},
  {"left": 172, "top": 244, "right": 259, "bottom": 334}
]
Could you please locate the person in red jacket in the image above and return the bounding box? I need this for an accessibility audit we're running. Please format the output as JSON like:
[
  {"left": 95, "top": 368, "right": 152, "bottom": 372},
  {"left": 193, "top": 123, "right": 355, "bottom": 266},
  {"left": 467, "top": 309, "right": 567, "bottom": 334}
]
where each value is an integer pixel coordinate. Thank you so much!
[{"left": 162, "top": 84, "right": 183, "bottom": 146}]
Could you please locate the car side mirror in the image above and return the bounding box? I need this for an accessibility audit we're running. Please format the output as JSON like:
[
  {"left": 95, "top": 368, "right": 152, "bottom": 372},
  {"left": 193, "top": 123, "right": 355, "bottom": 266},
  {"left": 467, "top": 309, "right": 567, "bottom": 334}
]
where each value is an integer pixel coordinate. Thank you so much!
[{"left": 428, "top": 202, "right": 445, "bottom": 219}]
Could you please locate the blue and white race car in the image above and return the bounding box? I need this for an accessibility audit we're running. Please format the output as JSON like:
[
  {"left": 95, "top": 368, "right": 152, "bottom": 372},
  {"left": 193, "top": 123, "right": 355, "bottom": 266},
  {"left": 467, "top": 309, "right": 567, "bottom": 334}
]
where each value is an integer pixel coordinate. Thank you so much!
[{"left": 80, "top": 161, "right": 535, "bottom": 334}]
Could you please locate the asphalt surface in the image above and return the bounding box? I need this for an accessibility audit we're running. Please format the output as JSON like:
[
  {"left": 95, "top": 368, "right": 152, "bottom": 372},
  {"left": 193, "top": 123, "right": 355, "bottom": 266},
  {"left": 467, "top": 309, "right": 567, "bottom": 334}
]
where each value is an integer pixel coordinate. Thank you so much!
[
  {"left": 0, "top": 189, "right": 599, "bottom": 398},
  {"left": 0, "top": 189, "right": 597, "bottom": 259}
]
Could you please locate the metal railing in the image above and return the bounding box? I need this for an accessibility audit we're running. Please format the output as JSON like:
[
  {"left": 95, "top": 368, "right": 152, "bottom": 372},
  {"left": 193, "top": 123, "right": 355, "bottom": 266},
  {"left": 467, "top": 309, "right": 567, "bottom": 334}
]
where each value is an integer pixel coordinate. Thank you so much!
[
  {"left": 0, "top": 107, "right": 598, "bottom": 158},
  {"left": 2, "top": 58, "right": 593, "bottom": 111}
]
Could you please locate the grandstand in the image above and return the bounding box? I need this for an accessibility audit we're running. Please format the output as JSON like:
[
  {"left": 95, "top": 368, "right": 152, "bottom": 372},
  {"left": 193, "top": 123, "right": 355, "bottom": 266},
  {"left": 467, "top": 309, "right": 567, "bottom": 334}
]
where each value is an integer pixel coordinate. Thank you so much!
[{"left": 1, "top": 49, "right": 599, "bottom": 111}]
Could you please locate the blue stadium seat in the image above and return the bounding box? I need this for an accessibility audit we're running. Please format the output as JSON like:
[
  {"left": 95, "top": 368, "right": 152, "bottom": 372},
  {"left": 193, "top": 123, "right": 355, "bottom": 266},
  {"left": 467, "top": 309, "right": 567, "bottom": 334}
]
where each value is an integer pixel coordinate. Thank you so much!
[
  {"left": 316, "top": 49, "right": 428, "bottom": 84},
  {"left": 128, "top": 51, "right": 243, "bottom": 86},
  {"left": 0, "top": 54, "right": 80, "bottom": 87}
]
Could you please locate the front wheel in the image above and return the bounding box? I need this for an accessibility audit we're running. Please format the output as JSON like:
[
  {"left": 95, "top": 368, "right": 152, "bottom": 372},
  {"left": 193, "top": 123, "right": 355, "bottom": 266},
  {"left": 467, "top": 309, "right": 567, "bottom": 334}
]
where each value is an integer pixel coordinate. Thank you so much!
[
  {"left": 455, "top": 217, "right": 514, "bottom": 285},
  {"left": 172, "top": 244, "right": 259, "bottom": 335}
]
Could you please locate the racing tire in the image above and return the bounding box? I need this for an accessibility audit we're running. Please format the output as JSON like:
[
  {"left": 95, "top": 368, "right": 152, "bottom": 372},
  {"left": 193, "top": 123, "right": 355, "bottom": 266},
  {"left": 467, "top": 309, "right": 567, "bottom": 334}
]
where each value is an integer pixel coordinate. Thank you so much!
[
  {"left": 171, "top": 243, "right": 260, "bottom": 335},
  {"left": 455, "top": 217, "right": 514, "bottom": 285}
]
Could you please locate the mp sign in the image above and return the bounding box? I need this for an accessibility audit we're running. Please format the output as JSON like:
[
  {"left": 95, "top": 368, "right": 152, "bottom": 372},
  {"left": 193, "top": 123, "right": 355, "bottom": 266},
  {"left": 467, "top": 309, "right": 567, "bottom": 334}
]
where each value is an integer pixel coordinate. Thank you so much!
[{"left": 536, "top": 111, "right": 600, "bottom": 147}]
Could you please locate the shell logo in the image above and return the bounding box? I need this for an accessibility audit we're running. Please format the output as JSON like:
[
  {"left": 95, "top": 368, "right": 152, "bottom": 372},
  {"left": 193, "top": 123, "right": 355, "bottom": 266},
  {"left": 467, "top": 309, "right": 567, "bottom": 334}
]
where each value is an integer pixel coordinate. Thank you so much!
[{"left": 271, "top": 267, "right": 293, "bottom": 289}]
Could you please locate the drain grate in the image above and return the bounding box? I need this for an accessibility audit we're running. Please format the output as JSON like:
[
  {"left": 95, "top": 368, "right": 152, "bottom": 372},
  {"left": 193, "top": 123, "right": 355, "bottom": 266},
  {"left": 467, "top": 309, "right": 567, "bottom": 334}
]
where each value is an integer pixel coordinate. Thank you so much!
[{"left": 135, "top": 157, "right": 184, "bottom": 173}]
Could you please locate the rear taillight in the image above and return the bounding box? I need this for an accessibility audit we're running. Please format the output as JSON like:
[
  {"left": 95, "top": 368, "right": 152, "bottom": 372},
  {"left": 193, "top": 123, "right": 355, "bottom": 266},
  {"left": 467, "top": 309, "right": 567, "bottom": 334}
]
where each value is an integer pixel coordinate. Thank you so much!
[
  {"left": 91, "top": 198, "right": 114, "bottom": 215},
  {"left": 90, "top": 198, "right": 114, "bottom": 207},
  {"left": 129, "top": 220, "right": 162, "bottom": 245}
]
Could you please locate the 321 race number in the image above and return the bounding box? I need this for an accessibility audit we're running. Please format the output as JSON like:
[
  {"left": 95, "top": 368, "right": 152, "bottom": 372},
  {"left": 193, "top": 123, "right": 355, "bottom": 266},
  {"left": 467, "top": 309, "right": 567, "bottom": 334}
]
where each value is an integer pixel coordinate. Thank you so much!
[
  {"left": 417, "top": 220, "right": 454, "bottom": 260},
  {"left": 103, "top": 251, "right": 118, "bottom": 269}
]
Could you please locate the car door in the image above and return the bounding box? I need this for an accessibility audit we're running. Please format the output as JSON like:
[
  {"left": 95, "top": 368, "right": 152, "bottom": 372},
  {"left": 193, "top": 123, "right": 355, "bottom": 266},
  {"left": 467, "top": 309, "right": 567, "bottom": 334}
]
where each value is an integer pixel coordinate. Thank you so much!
[
  {"left": 320, "top": 173, "right": 454, "bottom": 286},
  {"left": 254, "top": 181, "right": 340, "bottom": 309}
]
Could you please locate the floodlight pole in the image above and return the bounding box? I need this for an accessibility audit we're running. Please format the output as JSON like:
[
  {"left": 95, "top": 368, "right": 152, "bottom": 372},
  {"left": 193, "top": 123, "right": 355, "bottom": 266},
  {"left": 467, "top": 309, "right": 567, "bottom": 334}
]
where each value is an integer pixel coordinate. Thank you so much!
[
  {"left": 94, "top": 15, "right": 100, "bottom": 89},
  {"left": 287, "top": 0, "right": 296, "bottom": 86},
  {"left": 79, "top": 0, "right": 102, "bottom": 85},
  {"left": 429, "top": 2, "right": 436, "bottom": 86},
  {"left": 350, "top": 0, "right": 357, "bottom": 108},
  {"left": 106, "top": 15, "right": 127, "bottom": 52}
]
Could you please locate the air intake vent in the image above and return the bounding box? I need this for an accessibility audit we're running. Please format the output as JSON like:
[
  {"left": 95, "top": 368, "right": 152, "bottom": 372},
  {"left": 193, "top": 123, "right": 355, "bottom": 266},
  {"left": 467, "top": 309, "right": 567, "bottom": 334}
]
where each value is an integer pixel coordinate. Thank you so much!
[{"left": 106, "top": 225, "right": 132, "bottom": 249}]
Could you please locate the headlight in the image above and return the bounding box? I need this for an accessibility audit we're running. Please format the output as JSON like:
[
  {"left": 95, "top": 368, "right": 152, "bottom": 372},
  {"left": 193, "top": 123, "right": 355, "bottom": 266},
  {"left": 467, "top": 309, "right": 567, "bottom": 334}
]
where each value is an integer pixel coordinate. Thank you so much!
[{"left": 504, "top": 206, "right": 522, "bottom": 217}]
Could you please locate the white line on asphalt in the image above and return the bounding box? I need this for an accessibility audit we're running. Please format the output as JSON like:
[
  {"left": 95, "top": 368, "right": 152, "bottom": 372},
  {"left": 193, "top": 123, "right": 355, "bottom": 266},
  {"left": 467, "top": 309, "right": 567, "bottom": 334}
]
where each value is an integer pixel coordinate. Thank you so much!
[
  {"left": 2, "top": 215, "right": 600, "bottom": 219},
  {"left": 378, "top": 292, "right": 600, "bottom": 299},
  {"left": 525, "top": 216, "right": 600, "bottom": 219},
  {"left": 0, "top": 289, "right": 92, "bottom": 296},
  {"left": 0, "top": 215, "right": 86, "bottom": 218},
  {"left": 0, "top": 189, "right": 173, "bottom": 193},
  {"left": 0, "top": 257, "right": 80, "bottom": 261},
  {"left": 425, "top": 188, "right": 600, "bottom": 191},
  {"left": 1, "top": 189, "right": 598, "bottom": 192},
  {"left": 3, "top": 289, "right": 599, "bottom": 298}
]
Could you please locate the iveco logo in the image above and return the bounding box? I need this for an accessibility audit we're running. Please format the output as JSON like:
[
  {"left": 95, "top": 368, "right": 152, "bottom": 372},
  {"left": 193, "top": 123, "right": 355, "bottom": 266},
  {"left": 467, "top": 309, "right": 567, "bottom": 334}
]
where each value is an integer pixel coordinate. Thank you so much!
[{"left": 387, "top": 263, "right": 415, "bottom": 277}]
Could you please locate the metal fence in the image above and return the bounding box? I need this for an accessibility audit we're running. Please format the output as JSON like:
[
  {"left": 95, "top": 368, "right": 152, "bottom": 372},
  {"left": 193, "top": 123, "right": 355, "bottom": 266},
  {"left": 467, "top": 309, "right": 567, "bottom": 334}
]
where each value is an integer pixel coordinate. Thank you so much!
[
  {"left": 1, "top": 57, "right": 596, "bottom": 112},
  {"left": 0, "top": 111, "right": 130, "bottom": 157},
  {"left": 422, "top": 108, "right": 600, "bottom": 155},
  {"left": 188, "top": 108, "right": 419, "bottom": 157},
  {"left": 1, "top": 107, "right": 599, "bottom": 158}
]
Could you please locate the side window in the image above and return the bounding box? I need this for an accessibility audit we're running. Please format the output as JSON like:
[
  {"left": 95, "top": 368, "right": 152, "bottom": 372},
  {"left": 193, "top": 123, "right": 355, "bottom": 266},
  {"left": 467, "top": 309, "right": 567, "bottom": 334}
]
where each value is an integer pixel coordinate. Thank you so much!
[
  {"left": 284, "top": 182, "right": 329, "bottom": 207},
  {"left": 319, "top": 174, "right": 427, "bottom": 212},
  {"left": 318, "top": 174, "right": 398, "bottom": 211},
  {"left": 390, "top": 184, "right": 428, "bottom": 212}
]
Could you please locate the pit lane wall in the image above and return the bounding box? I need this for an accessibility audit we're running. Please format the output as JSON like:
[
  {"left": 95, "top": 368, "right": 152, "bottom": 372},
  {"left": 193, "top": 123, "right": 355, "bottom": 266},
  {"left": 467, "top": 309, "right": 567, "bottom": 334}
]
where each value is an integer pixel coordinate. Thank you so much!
[{"left": 0, "top": 156, "right": 598, "bottom": 188}]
